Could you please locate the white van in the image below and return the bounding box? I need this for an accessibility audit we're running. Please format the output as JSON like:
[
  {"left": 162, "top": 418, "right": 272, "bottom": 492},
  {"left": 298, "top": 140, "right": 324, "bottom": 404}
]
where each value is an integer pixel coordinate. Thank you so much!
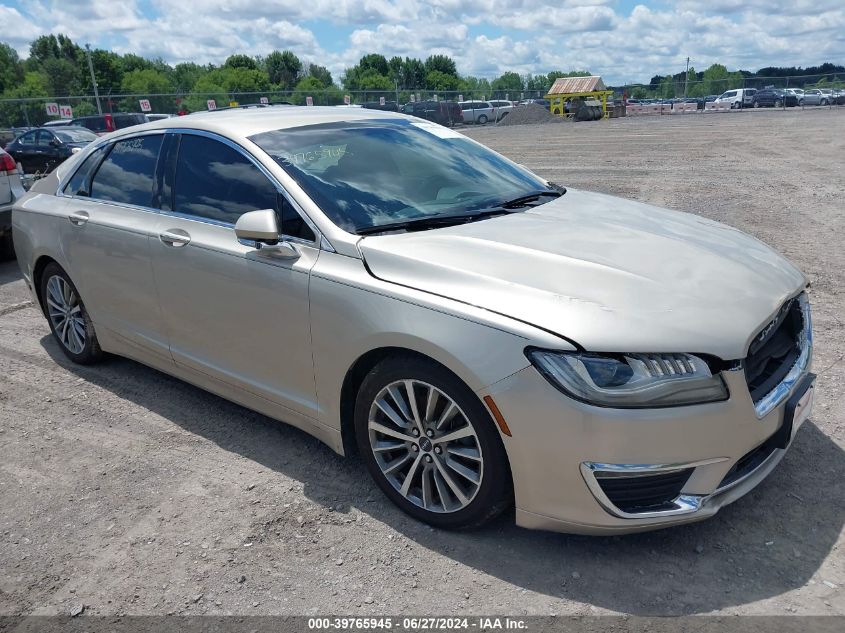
[{"left": 715, "top": 89, "right": 757, "bottom": 109}]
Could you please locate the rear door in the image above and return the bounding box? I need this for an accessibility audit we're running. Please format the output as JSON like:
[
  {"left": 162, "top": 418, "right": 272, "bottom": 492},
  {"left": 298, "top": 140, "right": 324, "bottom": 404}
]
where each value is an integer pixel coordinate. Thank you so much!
[
  {"left": 150, "top": 131, "right": 320, "bottom": 416},
  {"left": 10, "top": 131, "right": 39, "bottom": 172},
  {"left": 59, "top": 133, "right": 170, "bottom": 359}
]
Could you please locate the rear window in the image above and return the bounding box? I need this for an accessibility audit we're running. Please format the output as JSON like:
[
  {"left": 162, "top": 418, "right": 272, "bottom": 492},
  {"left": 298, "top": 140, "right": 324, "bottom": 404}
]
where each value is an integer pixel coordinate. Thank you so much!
[
  {"left": 63, "top": 146, "right": 107, "bottom": 196},
  {"left": 114, "top": 114, "right": 148, "bottom": 129},
  {"left": 89, "top": 135, "right": 163, "bottom": 207}
]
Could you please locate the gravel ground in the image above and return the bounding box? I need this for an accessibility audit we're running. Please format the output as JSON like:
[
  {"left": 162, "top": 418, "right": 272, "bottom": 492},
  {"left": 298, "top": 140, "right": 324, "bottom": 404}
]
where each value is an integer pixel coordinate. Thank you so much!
[{"left": 1, "top": 108, "right": 843, "bottom": 618}]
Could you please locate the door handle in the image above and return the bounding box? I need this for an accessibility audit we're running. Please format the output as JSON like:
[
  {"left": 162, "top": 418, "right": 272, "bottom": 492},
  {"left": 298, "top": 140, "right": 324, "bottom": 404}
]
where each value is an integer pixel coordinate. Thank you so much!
[
  {"left": 68, "top": 211, "right": 89, "bottom": 226},
  {"left": 159, "top": 229, "right": 191, "bottom": 247}
]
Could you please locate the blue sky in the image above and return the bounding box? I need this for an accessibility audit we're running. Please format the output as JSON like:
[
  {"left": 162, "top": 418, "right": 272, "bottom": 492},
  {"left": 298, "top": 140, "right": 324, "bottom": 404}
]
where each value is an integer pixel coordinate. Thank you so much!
[{"left": 1, "top": 1, "right": 843, "bottom": 85}]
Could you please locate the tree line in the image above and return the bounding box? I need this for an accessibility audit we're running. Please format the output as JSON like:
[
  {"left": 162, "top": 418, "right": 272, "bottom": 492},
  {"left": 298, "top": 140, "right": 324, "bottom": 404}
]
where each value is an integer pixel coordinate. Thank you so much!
[{"left": 0, "top": 34, "right": 842, "bottom": 124}]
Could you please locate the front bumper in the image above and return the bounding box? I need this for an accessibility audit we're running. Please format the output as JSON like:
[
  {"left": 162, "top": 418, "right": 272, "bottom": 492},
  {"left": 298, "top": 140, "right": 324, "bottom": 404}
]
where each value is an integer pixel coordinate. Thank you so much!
[{"left": 483, "top": 360, "right": 814, "bottom": 535}]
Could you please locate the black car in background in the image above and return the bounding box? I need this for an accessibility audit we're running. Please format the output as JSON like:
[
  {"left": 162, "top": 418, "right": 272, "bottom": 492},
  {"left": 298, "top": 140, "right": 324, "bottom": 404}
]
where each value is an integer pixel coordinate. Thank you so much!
[
  {"left": 401, "top": 100, "right": 462, "bottom": 126},
  {"left": 5, "top": 127, "right": 97, "bottom": 174},
  {"left": 69, "top": 112, "right": 149, "bottom": 135},
  {"left": 361, "top": 101, "right": 400, "bottom": 112},
  {"left": 751, "top": 89, "right": 797, "bottom": 108}
]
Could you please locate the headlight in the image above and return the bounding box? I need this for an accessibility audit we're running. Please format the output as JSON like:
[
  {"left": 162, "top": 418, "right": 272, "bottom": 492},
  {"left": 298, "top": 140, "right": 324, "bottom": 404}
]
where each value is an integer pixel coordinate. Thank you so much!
[{"left": 527, "top": 349, "right": 728, "bottom": 408}]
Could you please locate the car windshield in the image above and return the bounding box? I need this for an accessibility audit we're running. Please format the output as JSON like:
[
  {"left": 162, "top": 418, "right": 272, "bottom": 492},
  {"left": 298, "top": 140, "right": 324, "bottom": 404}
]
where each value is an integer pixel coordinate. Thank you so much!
[
  {"left": 54, "top": 129, "right": 97, "bottom": 143},
  {"left": 250, "top": 119, "right": 552, "bottom": 234}
]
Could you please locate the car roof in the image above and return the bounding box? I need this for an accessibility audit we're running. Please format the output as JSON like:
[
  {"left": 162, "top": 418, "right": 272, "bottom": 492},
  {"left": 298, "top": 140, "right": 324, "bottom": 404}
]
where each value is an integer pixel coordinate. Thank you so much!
[{"left": 107, "top": 106, "right": 409, "bottom": 143}]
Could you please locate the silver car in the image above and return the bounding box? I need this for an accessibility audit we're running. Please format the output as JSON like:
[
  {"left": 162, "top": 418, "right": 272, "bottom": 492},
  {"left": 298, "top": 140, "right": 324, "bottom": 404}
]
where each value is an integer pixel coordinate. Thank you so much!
[{"left": 12, "top": 108, "right": 815, "bottom": 534}]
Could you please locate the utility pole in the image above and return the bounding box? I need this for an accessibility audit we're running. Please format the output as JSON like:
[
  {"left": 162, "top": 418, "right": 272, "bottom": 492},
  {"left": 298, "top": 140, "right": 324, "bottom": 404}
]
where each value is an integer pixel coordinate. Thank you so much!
[
  {"left": 684, "top": 57, "right": 690, "bottom": 98},
  {"left": 85, "top": 44, "right": 102, "bottom": 114}
]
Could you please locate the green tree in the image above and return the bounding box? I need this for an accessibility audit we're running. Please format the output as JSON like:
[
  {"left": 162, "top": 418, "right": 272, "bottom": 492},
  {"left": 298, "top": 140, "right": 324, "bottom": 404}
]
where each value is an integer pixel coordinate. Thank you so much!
[
  {"left": 41, "top": 57, "right": 82, "bottom": 96},
  {"left": 121, "top": 53, "right": 153, "bottom": 74},
  {"left": 291, "top": 76, "right": 343, "bottom": 105},
  {"left": 265, "top": 50, "right": 301, "bottom": 89},
  {"left": 183, "top": 74, "right": 228, "bottom": 112},
  {"left": 0, "top": 71, "right": 49, "bottom": 126},
  {"left": 399, "top": 57, "right": 425, "bottom": 89},
  {"left": 172, "top": 62, "right": 206, "bottom": 92},
  {"left": 491, "top": 71, "right": 524, "bottom": 94},
  {"left": 459, "top": 76, "right": 491, "bottom": 98},
  {"left": 87, "top": 49, "right": 124, "bottom": 94},
  {"left": 0, "top": 42, "right": 24, "bottom": 94},
  {"left": 425, "top": 70, "right": 460, "bottom": 91},
  {"left": 424, "top": 54, "right": 457, "bottom": 77},
  {"left": 224, "top": 54, "right": 258, "bottom": 70},
  {"left": 121, "top": 68, "right": 174, "bottom": 112},
  {"left": 306, "top": 64, "right": 333, "bottom": 88},
  {"left": 358, "top": 54, "right": 389, "bottom": 77}
]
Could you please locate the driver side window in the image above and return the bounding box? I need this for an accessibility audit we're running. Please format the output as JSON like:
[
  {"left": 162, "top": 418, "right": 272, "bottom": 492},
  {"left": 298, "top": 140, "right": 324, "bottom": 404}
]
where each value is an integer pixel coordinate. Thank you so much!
[{"left": 173, "top": 134, "right": 314, "bottom": 241}]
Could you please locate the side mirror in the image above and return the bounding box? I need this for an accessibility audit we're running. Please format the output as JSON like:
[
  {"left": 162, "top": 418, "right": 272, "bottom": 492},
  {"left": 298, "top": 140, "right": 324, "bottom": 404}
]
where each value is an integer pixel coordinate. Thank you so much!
[
  {"left": 50, "top": 139, "right": 61, "bottom": 147},
  {"left": 234, "top": 208, "right": 299, "bottom": 259}
]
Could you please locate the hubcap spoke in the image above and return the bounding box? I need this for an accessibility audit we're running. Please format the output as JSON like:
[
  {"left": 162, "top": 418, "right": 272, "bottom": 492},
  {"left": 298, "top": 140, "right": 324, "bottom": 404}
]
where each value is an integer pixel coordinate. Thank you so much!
[
  {"left": 368, "top": 379, "right": 482, "bottom": 514},
  {"left": 434, "top": 425, "right": 473, "bottom": 444}
]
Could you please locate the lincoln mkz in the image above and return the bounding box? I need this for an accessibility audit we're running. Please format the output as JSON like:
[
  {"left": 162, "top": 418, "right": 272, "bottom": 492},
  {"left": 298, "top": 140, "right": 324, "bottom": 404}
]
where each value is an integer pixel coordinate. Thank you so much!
[{"left": 13, "top": 108, "right": 814, "bottom": 533}]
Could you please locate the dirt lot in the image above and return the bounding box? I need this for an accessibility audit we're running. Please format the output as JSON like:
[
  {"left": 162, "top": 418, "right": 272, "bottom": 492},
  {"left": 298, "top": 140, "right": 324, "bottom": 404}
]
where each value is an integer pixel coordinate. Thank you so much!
[{"left": 1, "top": 109, "right": 843, "bottom": 617}]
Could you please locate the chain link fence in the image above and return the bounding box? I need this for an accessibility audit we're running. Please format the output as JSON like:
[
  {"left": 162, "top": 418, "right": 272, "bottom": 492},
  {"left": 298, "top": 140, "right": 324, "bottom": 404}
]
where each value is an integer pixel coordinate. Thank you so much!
[{"left": 2, "top": 73, "right": 843, "bottom": 127}]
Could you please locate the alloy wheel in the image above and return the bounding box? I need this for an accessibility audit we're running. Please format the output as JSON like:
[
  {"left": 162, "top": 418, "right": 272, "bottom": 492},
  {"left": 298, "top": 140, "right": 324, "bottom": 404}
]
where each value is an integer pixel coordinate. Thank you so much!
[
  {"left": 45, "top": 274, "right": 87, "bottom": 354},
  {"left": 367, "top": 379, "right": 483, "bottom": 513}
]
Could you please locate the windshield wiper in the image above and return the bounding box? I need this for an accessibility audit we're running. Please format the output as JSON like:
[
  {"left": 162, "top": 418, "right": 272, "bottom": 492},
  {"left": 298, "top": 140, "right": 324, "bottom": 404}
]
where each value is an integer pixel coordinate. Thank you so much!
[
  {"left": 498, "top": 188, "right": 565, "bottom": 209},
  {"left": 356, "top": 209, "right": 515, "bottom": 236}
]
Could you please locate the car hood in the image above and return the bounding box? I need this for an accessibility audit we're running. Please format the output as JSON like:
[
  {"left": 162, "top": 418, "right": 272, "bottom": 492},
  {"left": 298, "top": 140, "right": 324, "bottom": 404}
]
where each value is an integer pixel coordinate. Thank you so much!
[{"left": 359, "top": 189, "right": 806, "bottom": 359}]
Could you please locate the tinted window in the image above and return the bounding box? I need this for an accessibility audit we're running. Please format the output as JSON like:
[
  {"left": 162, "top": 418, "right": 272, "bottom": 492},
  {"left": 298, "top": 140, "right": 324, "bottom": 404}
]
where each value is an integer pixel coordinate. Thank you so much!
[
  {"left": 19, "top": 131, "right": 38, "bottom": 145},
  {"left": 63, "top": 146, "right": 107, "bottom": 196},
  {"left": 172, "top": 135, "right": 313, "bottom": 240},
  {"left": 90, "top": 135, "right": 162, "bottom": 206},
  {"left": 36, "top": 130, "right": 53, "bottom": 146},
  {"left": 173, "top": 135, "right": 279, "bottom": 225}
]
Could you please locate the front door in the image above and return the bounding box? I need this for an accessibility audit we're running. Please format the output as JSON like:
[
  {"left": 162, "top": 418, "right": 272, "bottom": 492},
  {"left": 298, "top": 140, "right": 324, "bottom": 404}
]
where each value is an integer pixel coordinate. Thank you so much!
[{"left": 150, "top": 132, "right": 319, "bottom": 417}]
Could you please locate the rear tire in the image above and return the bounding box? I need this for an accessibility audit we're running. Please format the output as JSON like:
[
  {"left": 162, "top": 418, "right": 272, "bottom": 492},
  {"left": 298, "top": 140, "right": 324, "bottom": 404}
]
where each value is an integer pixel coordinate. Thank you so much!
[
  {"left": 39, "top": 262, "right": 104, "bottom": 364},
  {"left": 354, "top": 355, "right": 512, "bottom": 530},
  {"left": 477, "top": 114, "right": 488, "bottom": 124}
]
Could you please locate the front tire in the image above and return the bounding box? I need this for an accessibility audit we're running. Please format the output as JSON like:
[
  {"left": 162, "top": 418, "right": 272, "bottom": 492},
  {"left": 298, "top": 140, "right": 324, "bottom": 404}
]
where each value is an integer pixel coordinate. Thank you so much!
[
  {"left": 40, "top": 262, "right": 104, "bottom": 364},
  {"left": 477, "top": 114, "right": 488, "bottom": 124},
  {"left": 354, "top": 355, "right": 511, "bottom": 530}
]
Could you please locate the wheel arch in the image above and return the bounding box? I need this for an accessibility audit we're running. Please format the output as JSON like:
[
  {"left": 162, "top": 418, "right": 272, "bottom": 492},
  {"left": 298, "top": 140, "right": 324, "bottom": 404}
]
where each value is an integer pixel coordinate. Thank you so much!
[
  {"left": 338, "top": 346, "right": 505, "bottom": 459},
  {"left": 32, "top": 254, "right": 61, "bottom": 317}
]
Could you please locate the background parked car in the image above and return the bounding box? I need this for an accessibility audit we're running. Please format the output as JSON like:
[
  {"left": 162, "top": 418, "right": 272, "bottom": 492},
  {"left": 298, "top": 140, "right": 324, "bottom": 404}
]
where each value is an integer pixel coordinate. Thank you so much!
[
  {"left": 145, "top": 113, "right": 174, "bottom": 122},
  {"left": 832, "top": 89, "right": 845, "bottom": 105},
  {"left": 752, "top": 89, "right": 797, "bottom": 108},
  {"left": 361, "top": 101, "right": 400, "bottom": 112},
  {"left": 401, "top": 100, "right": 461, "bottom": 127},
  {"left": 69, "top": 112, "right": 149, "bottom": 135},
  {"left": 784, "top": 88, "right": 804, "bottom": 104},
  {"left": 4, "top": 126, "right": 97, "bottom": 174},
  {"left": 715, "top": 88, "right": 757, "bottom": 108},
  {"left": 1, "top": 147, "right": 25, "bottom": 258},
  {"left": 42, "top": 119, "right": 75, "bottom": 128},
  {"left": 488, "top": 100, "right": 514, "bottom": 121},
  {"left": 802, "top": 89, "right": 830, "bottom": 106},
  {"left": 458, "top": 100, "right": 495, "bottom": 124}
]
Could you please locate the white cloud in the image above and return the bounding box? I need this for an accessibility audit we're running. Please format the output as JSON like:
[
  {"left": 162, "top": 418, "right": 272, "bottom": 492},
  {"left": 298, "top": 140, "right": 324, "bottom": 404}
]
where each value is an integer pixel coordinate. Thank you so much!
[{"left": 4, "top": 1, "right": 844, "bottom": 85}]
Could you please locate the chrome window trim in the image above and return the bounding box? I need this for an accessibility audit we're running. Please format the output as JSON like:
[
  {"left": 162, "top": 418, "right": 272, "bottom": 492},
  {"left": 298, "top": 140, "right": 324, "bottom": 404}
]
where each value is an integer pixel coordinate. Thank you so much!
[
  {"left": 55, "top": 129, "right": 166, "bottom": 198},
  {"left": 54, "top": 127, "right": 324, "bottom": 248},
  {"left": 162, "top": 128, "right": 323, "bottom": 247},
  {"left": 751, "top": 293, "right": 812, "bottom": 419}
]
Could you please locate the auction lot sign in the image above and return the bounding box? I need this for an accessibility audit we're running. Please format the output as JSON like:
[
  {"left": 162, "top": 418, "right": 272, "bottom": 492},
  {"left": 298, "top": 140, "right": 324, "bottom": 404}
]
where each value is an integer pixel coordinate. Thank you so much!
[{"left": 45, "top": 102, "right": 59, "bottom": 117}]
